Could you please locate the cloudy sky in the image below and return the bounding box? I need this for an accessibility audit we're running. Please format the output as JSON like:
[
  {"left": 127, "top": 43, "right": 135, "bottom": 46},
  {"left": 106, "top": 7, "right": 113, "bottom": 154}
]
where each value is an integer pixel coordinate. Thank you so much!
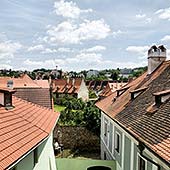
[{"left": 1, "top": 0, "right": 170, "bottom": 71}]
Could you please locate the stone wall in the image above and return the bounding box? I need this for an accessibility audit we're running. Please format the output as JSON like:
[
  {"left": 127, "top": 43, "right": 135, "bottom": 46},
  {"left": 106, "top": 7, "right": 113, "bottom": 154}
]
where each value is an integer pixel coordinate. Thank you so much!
[{"left": 54, "top": 126, "right": 100, "bottom": 151}]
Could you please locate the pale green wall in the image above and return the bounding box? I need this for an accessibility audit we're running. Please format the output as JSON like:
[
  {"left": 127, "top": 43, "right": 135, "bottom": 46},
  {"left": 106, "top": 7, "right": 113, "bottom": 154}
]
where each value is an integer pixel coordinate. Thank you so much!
[
  {"left": 114, "top": 127, "right": 122, "bottom": 167},
  {"left": 124, "top": 136, "right": 131, "bottom": 170},
  {"left": 13, "top": 133, "right": 56, "bottom": 170}
]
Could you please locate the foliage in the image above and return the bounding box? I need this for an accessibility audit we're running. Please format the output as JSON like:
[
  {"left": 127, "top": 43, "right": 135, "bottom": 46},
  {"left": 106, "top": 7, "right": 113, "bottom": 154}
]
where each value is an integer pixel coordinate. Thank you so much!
[
  {"left": 89, "top": 90, "right": 97, "bottom": 99},
  {"left": 57, "top": 97, "right": 100, "bottom": 136}
]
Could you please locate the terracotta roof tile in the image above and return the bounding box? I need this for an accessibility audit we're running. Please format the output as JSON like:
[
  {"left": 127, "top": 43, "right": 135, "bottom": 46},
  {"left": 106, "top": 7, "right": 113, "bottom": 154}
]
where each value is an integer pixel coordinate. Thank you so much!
[
  {"left": 0, "top": 96, "right": 59, "bottom": 169},
  {"left": 96, "top": 60, "right": 170, "bottom": 165},
  {"left": 0, "top": 75, "right": 52, "bottom": 109},
  {"left": 53, "top": 78, "right": 82, "bottom": 94}
]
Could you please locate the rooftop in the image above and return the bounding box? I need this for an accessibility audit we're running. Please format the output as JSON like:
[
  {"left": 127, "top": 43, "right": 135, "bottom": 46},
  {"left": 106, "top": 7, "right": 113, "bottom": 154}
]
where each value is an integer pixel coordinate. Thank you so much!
[
  {"left": 96, "top": 60, "right": 170, "bottom": 165},
  {"left": 0, "top": 96, "right": 59, "bottom": 170}
]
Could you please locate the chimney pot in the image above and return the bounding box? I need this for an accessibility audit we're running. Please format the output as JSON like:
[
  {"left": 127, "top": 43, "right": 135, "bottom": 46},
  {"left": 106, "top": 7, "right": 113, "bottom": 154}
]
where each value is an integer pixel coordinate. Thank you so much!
[{"left": 148, "top": 45, "right": 166, "bottom": 75}]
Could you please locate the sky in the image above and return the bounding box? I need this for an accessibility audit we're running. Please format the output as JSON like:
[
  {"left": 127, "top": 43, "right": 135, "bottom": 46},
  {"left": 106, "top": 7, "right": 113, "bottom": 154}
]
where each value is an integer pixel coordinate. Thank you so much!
[{"left": 1, "top": 0, "right": 170, "bottom": 71}]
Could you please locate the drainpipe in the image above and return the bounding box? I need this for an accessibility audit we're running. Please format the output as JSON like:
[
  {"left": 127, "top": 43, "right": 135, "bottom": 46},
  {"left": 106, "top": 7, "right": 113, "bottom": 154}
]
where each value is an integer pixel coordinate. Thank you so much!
[{"left": 138, "top": 141, "right": 161, "bottom": 170}]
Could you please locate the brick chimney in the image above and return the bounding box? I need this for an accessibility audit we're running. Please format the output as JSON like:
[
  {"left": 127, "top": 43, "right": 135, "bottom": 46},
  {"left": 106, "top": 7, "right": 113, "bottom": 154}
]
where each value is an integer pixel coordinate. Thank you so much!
[{"left": 148, "top": 45, "right": 166, "bottom": 75}]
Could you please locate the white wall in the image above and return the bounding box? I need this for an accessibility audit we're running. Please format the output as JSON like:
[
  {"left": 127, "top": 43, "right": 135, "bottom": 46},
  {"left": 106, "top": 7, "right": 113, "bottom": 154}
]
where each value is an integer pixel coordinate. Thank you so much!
[
  {"left": 77, "top": 79, "right": 89, "bottom": 101},
  {"left": 14, "top": 133, "right": 56, "bottom": 170}
]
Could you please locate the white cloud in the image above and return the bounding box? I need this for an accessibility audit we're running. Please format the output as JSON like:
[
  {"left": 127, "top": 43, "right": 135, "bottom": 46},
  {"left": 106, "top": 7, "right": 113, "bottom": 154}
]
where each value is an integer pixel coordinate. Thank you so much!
[
  {"left": 24, "top": 59, "right": 65, "bottom": 69},
  {"left": 58, "top": 47, "right": 72, "bottom": 52},
  {"left": 41, "top": 48, "right": 57, "bottom": 54},
  {"left": 126, "top": 46, "right": 149, "bottom": 56},
  {"left": 23, "top": 49, "right": 147, "bottom": 71},
  {"left": 81, "top": 45, "right": 106, "bottom": 52},
  {"left": 0, "top": 41, "right": 22, "bottom": 59},
  {"left": 45, "top": 19, "right": 111, "bottom": 44},
  {"left": 161, "top": 35, "right": 170, "bottom": 42},
  {"left": 27, "top": 44, "right": 44, "bottom": 52},
  {"left": 155, "top": 7, "right": 170, "bottom": 20},
  {"left": 136, "top": 14, "right": 146, "bottom": 19},
  {"left": 0, "top": 63, "right": 13, "bottom": 70},
  {"left": 54, "top": 0, "right": 92, "bottom": 19},
  {"left": 112, "top": 30, "right": 124, "bottom": 38}
]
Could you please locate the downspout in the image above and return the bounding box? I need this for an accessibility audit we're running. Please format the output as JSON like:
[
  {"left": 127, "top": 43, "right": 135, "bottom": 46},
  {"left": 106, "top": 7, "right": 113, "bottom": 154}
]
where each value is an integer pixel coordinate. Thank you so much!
[{"left": 138, "top": 141, "right": 161, "bottom": 170}]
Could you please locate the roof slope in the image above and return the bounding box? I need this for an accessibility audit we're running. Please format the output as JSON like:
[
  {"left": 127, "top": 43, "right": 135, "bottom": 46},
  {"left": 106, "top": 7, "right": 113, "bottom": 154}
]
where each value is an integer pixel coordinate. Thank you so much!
[
  {"left": 0, "top": 96, "right": 59, "bottom": 170},
  {"left": 0, "top": 75, "right": 52, "bottom": 109},
  {"left": 53, "top": 78, "right": 82, "bottom": 94},
  {"left": 96, "top": 61, "right": 170, "bottom": 165}
]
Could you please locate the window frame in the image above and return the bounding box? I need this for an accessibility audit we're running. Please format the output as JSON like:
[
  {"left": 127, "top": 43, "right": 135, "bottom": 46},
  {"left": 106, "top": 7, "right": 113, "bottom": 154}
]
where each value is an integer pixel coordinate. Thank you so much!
[
  {"left": 137, "top": 154, "right": 147, "bottom": 170},
  {"left": 115, "top": 131, "right": 121, "bottom": 154},
  {"left": 33, "top": 148, "right": 38, "bottom": 167}
]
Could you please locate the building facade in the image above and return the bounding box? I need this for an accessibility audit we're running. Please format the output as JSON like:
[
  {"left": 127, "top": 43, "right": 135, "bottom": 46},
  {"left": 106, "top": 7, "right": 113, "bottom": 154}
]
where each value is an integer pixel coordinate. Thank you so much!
[{"left": 96, "top": 45, "right": 170, "bottom": 170}]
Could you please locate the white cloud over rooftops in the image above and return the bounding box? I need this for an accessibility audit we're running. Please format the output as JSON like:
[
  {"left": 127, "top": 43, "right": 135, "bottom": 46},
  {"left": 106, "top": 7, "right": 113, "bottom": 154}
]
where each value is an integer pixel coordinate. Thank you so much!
[
  {"left": 0, "top": 41, "right": 22, "bottom": 59},
  {"left": 27, "top": 44, "right": 44, "bottom": 52},
  {"left": 81, "top": 45, "right": 106, "bottom": 53},
  {"left": 44, "top": 19, "right": 111, "bottom": 45},
  {"left": 155, "top": 7, "right": 170, "bottom": 20},
  {"left": 161, "top": 35, "right": 170, "bottom": 42},
  {"left": 54, "top": 0, "right": 92, "bottom": 19},
  {"left": 126, "top": 46, "right": 149, "bottom": 56}
]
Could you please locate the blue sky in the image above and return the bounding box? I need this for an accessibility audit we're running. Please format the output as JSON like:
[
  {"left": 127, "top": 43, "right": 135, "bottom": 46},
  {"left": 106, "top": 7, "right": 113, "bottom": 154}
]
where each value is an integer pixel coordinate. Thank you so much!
[{"left": 1, "top": 0, "right": 170, "bottom": 71}]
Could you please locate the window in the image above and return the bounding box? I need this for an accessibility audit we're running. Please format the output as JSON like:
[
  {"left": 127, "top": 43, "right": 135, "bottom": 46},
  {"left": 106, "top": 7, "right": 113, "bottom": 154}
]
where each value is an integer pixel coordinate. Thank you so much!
[
  {"left": 34, "top": 148, "right": 38, "bottom": 166},
  {"left": 104, "top": 120, "right": 108, "bottom": 136},
  {"left": 115, "top": 132, "right": 120, "bottom": 153},
  {"left": 104, "top": 151, "right": 107, "bottom": 160},
  {"left": 4, "top": 93, "right": 12, "bottom": 107},
  {"left": 138, "top": 155, "right": 146, "bottom": 170}
]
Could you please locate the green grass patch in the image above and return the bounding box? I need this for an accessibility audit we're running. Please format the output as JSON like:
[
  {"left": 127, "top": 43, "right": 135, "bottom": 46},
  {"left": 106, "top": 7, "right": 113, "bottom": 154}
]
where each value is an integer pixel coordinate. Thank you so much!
[
  {"left": 56, "top": 158, "right": 116, "bottom": 170},
  {"left": 54, "top": 105, "right": 66, "bottom": 112}
]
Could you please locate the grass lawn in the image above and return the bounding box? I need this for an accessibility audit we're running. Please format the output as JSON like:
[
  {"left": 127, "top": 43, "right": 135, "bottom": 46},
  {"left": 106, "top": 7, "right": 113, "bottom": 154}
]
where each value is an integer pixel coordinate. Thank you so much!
[
  {"left": 54, "top": 105, "right": 66, "bottom": 112},
  {"left": 56, "top": 158, "right": 116, "bottom": 170}
]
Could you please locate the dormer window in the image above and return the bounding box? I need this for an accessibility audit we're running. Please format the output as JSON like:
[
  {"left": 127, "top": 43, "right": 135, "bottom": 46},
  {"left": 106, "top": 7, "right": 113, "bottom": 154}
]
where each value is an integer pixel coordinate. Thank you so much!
[
  {"left": 153, "top": 89, "right": 170, "bottom": 106},
  {"left": 117, "top": 86, "right": 129, "bottom": 97},
  {"left": 0, "top": 88, "right": 15, "bottom": 109},
  {"left": 146, "top": 89, "right": 170, "bottom": 115},
  {"left": 130, "top": 86, "right": 148, "bottom": 100}
]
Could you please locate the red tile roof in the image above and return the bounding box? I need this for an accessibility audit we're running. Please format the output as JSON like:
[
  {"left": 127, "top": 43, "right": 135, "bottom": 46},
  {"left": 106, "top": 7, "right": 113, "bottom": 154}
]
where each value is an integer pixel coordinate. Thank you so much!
[
  {"left": 0, "top": 96, "right": 59, "bottom": 170},
  {"left": 52, "top": 78, "right": 82, "bottom": 94},
  {"left": 0, "top": 75, "right": 52, "bottom": 109},
  {"left": 99, "top": 82, "right": 127, "bottom": 98},
  {"left": 0, "top": 75, "right": 39, "bottom": 88},
  {"left": 96, "top": 61, "right": 170, "bottom": 165}
]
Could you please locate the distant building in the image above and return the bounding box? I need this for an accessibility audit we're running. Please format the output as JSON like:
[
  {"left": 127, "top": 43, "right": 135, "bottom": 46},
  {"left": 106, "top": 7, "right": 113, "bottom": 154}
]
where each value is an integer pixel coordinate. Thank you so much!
[
  {"left": 99, "top": 82, "right": 127, "bottom": 98},
  {"left": 86, "top": 70, "right": 99, "bottom": 78},
  {"left": 52, "top": 78, "right": 89, "bottom": 101},
  {"left": 119, "top": 68, "right": 132, "bottom": 78}
]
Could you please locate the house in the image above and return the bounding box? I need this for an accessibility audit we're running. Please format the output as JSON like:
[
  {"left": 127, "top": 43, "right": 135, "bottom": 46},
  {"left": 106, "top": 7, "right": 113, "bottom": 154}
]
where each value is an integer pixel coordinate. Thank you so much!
[
  {"left": 52, "top": 78, "right": 89, "bottom": 101},
  {"left": 99, "top": 82, "right": 127, "bottom": 98},
  {"left": 0, "top": 74, "right": 52, "bottom": 109},
  {"left": 96, "top": 45, "right": 170, "bottom": 170},
  {"left": 0, "top": 87, "right": 60, "bottom": 170},
  {"left": 86, "top": 70, "right": 99, "bottom": 78},
  {"left": 86, "top": 80, "right": 111, "bottom": 93},
  {"left": 119, "top": 68, "right": 132, "bottom": 78}
]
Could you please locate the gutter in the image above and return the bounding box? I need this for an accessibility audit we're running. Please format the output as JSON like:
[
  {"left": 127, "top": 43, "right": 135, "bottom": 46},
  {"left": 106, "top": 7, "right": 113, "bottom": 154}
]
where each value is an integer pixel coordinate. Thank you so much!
[{"left": 138, "top": 141, "right": 161, "bottom": 170}]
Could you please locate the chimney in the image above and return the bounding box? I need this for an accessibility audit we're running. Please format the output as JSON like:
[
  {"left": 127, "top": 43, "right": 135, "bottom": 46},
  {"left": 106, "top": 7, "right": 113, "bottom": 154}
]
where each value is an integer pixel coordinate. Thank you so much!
[
  {"left": 72, "top": 78, "right": 75, "bottom": 86},
  {"left": 0, "top": 88, "right": 15, "bottom": 109},
  {"left": 148, "top": 45, "right": 166, "bottom": 75},
  {"left": 7, "top": 80, "right": 13, "bottom": 89}
]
